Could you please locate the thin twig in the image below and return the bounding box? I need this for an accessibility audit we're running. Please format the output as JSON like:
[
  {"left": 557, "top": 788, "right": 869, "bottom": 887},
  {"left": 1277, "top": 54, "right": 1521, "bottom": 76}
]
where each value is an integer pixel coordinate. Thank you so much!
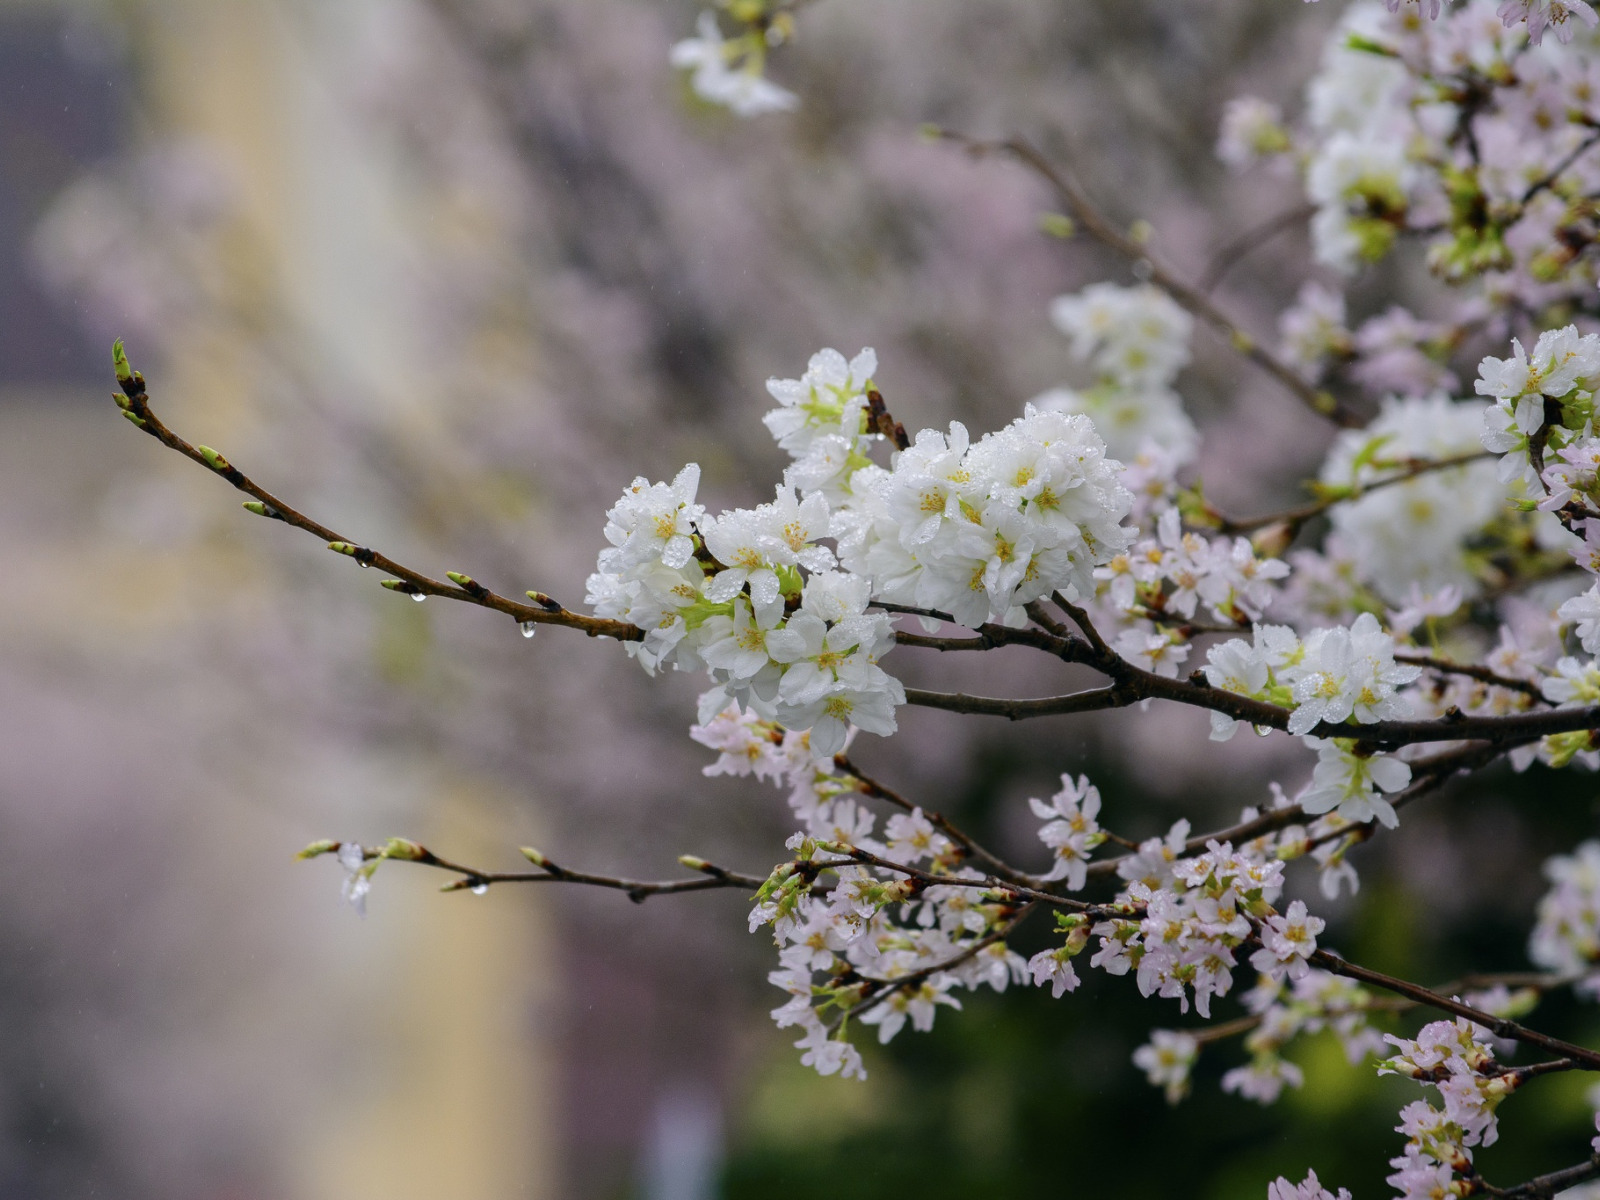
[
  {"left": 113, "top": 362, "right": 641, "bottom": 642},
  {"left": 1199, "top": 202, "right": 1319, "bottom": 293},
  {"left": 933, "top": 131, "right": 1361, "bottom": 427},
  {"left": 847, "top": 901, "right": 1041, "bottom": 1019},
  {"left": 1520, "top": 128, "right": 1600, "bottom": 206},
  {"left": 833, "top": 757, "right": 1036, "bottom": 883},
  {"left": 1395, "top": 653, "right": 1546, "bottom": 700},
  {"left": 1309, "top": 950, "right": 1600, "bottom": 1071},
  {"left": 1207, "top": 451, "right": 1494, "bottom": 537},
  {"left": 338, "top": 840, "right": 766, "bottom": 903},
  {"left": 1479, "top": 1155, "right": 1600, "bottom": 1199}
]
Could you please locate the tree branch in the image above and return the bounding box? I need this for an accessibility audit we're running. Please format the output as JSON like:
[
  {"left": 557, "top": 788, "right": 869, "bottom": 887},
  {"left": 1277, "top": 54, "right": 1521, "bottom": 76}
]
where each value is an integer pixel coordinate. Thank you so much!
[
  {"left": 1310, "top": 950, "right": 1600, "bottom": 1072},
  {"left": 112, "top": 357, "right": 642, "bottom": 643},
  {"left": 1206, "top": 451, "right": 1495, "bottom": 537},
  {"left": 833, "top": 756, "right": 1038, "bottom": 884},
  {"left": 330, "top": 839, "right": 766, "bottom": 903},
  {"left": 1480, "top": 1155, "right": 1600, "bottom": 1199},
  {"left": 933, "top": 131, "right": 1362, "bottom": 427}
]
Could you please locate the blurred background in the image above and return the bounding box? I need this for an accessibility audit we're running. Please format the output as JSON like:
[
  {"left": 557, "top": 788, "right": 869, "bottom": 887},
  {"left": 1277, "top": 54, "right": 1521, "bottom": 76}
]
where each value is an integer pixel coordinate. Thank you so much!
[{"left": 2, "top": 0, "right": 1597, "bottom": 1197}]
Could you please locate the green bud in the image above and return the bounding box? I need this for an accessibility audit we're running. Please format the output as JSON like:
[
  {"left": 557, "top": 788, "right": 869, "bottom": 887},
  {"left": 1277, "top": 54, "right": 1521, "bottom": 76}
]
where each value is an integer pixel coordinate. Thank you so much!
[
  {"left": 1038, "top": 212, "right": 1076, "bottom": 240},
  {"left": 295, "top": 839, "right": 339, "bottom": 860},
  {"left": 1542, "top": 730, "right": 1595, "bottom": 769},
  {"left": 122, "top": 411, "right": 147, "bottom": 428},
  {"left": 196, "top": 445, "right": 232, "bottom": 473},
  {"left": 447, "top": 571, "right": 476, "bottom": 588},
  {"left": 379, "top": 579, "right": 407, "bottom": 591},
  {"left": 678, "top": 855, "right": 713, "bottom": 872},
  {"left": 327, "top": 541, "right": 359, "bottom": 557},
  {"left": 1128, "top": 218, "right": 1153, "bottom": 245},
  {"left": 242, "top": 501, "right": 269, "bottom": 517},
  {"left": 918, "top": 123, "right": 944, "bottom": 142},
  {"left": 381, "top": 837, "right": 427, "bottom": 861},
  {"left": 112, "top": 390, "right": 132, "bottom": 411},
  {"left": 1344, "top": 32, "right": 1398, "bottom": 56},
  {"left": 519, "top": 846, "right": 550, "bottom": 868},
  {"left": 112, "top": 339, "right": 132, "bottom": 383}
]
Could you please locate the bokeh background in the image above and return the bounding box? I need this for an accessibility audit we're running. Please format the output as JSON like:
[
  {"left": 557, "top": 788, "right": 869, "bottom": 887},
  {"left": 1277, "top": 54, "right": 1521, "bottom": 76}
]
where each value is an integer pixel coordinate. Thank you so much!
[{"left": 2, "top": 1, "right": 1597, "bottom": 1197}]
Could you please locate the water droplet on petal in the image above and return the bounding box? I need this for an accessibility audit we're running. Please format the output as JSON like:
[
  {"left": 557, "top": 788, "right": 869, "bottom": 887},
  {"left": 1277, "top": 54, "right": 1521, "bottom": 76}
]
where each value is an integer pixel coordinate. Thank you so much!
[
  {"left": 411, "top": 592, "right": 426, "bottom": 603},
  {"left": 519, "top": 621, "right": 538, "bottom": 638},
  {"left": 470, "top": 882, "right": 489, "bottom": 896}
]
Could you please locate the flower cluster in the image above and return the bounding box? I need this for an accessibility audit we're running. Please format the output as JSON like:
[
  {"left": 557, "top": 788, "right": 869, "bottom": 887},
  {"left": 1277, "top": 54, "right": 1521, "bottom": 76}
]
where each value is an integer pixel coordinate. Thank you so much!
[
  {"left": 834, "top": 406, "right": 1135, "bottom": 628},
  {"left": 1224, "top": 969, "right": 1385, "bottom": 1105},
  {"left": 1528, "top": 839, "right": 1600, "bottom": 996},
  {"left": 671, "top": 10, "right": 798, "bottom": 117},
  {"left": 1320, "top": 395, "right": 1502, "bottom": 604},
  {"left": 1095, "top": 508, "right": 1290, "bottom": 632},
  {"left": 1266, "top": 1171, "right": 1351, "bottom": 1200},
  {"left": 1478, "top": 325, "right": 1600, "bottom": 487},
  {"left": 1382, "top": 1018, "right": 1514, "bottom": 1196},
  {"left": 1031, "top": 283, "right": 1199, "bottom": 464},
  {"left": 1028, "top": 773, "right": 1107, "bottom": 890},
  {"left": 1092, "top": 837, "right": 1291, "bottom": 1018},
  {"left": 588, "top": 460, "right": 902, "bottom": 755}
]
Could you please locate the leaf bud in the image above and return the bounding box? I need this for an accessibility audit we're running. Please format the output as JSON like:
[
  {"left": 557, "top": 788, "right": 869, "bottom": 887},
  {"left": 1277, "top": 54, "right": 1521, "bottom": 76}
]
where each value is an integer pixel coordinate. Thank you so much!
[
  {"left": 519, "top": 846, "right": 550, "bottom": 868},
  {"left": 295, "top": 839, "right": 339, "bottom": 860},
  {"left": 112, "top": 339, "right": 133, "bottom": 383},
  {"left": 196, "top": 445, "right": 232, "bottom": 473},
  {"left": 381, "top": 837, "right": 427, "bottom": 861},
  {"left": 1038, "top": 212, "right": 1076, "bottom": 239}
]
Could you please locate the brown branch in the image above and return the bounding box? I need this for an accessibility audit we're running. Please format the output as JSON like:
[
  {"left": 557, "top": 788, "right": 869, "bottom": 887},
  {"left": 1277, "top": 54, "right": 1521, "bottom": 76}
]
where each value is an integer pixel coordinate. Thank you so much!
[
  {"left": 112, "top": 357, "right": 642, "bottom": 643},
  {"left": 933, "top": 131, "right": 1361, "bottom": 428},
  {"left": 825, "top": 844, "right": 1116, "bottom": 915},
  {"left": 1083, "top": 738, "right": 1515, "bottom": 880},
  {"left": 1396, "top": 653, "right": 1546, "bottom": 700},
  {"left": 1520, "top": 128, "right": 1600, "bottom": 206},
  {"left": 833, "top": 757, "right": 1037, "bottom": 884},
  {"left": 1310, "top": 950, "right": 1600, "bottom": 1071},
  {"left": 1480, "top": 1156, "right": 1600, "bottom": 1199},
  {"left": 847, "top": 900, "right": 1042, "bottom": 1020},
  {"left": 904, "top": 661, "right": 1598, "bottom": 748},
  {"left": 1207, "top": 451, "right": 1494, "bottom": 537},
  {"left": 331, "top": 840, "right": 766, "bottom": 904},
  {"left": 1199, "top": 202, "right": 1319, "bottom": 294}
]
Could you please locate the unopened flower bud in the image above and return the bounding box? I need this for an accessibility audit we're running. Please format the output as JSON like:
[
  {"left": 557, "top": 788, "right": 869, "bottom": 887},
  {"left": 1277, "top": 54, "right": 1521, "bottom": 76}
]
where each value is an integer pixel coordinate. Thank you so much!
[{"left": 1039, "top": 212, "right": 1076, "bottom": 240}]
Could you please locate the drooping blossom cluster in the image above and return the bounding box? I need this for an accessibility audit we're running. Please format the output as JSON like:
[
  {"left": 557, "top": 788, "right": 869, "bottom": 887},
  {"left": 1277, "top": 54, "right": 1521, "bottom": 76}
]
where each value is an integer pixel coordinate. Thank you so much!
[
  {"left": 709, "top": 700, "right": 1037, "bottom": 1074},
  {"left": 1381, "top": 1018, "right": 1514, "bottom": 1195}
]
